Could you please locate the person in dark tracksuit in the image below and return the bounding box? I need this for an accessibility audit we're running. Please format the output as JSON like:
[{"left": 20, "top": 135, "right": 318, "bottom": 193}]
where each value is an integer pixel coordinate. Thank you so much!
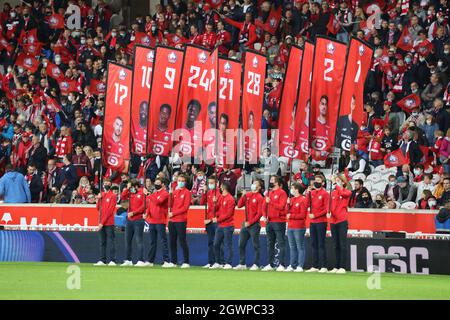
[
  {"left": 94, "top": 184, "right": 119, "bottom": 266},
  {"left": 234, "top": 179, "right": 264, "bottom": 271}
]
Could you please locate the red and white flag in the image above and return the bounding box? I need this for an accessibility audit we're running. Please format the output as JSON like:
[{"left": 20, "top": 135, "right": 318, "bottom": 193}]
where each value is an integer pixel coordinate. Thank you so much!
[
  {"left": 397, "top": 93, "right": 421, "bottom": 113},
  {"left": 384, "top": 148, "right": 409, "bottom": 167}
]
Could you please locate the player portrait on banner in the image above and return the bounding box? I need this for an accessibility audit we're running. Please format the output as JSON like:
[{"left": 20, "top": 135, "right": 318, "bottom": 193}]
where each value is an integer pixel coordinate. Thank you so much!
[
  {"left": 335, "top": 94, "right": 359, "bottom": 151},
  {"left": 151, "top": 103, "right": 173, "bottom": 156}
]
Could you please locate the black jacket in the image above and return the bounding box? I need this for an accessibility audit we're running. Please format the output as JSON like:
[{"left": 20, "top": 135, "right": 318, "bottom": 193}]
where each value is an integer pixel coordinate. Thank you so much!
[{"left": 27, "top": 143, "right": 48, "bottom": 173}]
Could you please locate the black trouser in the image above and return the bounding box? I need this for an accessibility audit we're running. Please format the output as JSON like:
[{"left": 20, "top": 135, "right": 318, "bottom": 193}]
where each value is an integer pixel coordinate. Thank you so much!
[
  {"left": 310, "top": 222, "right": 327, "bottom": 269},
  {"left": 99, "top": 225, "right": 116, "bottom": 263},
  {"left": 330, "top": 221, "right": 348, "bottom": 269},
  {"left": 266, "top": 222, "right": 286, "bottom": 268},
  {"left": 125, "top": 219, "right": 145, "bottom": 262},
  {"left": 206, "top": 222, "right": 224, "bottom": 265},
  {"left": 147, "top": 223, "right": 169, "bottom": 263},
  {"left": 168, "top": 221, "right": 189, "bottom": 265},
  {"left": 238, "top": 222, "right": 261, "bottom": 266}
]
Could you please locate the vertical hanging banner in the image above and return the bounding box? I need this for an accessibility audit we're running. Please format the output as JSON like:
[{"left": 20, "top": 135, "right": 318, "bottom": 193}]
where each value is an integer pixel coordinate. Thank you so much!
[
  {"left": 147, "top": 46, "right": 184, "bottom": 157},
  {"left": 278, "top": 45, "right": 303, "bottom": 159},
  {"left": 174, "top": 44, "right": 216, "bottom": 161},
  {"left": 130, "top": 45, "right": 154, "bottom": 155},
  {"left": 335, "top": 38, "right": 373, "bottom": 151},
  {"left": 309, "top": 37, "right": 347, "bottom": 161},
  {"left": 215, "top": 57, "right": 242, "bottom": 166},
  {"left": 294, "top": 41, "right": 314, "bottom": 160},
  {"left": 241, "top": 50, "right": 267, "bottom": 164},
  {"left": 102, "top": 62, "right": 133, "bottom": 172}
]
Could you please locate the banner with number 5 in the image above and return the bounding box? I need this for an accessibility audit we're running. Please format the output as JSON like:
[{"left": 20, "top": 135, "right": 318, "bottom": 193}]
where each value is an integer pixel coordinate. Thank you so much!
[
  {"left": 241, "top": 50, "right": 267, "bottom": 164},
  {"left": 335, "top": 38, "right": 373, "bottom": 152},
  {"left": 130, "top": 45, "right": 154, "bottom": 155},
  {"left": 309, "top": 36, "right": 347, "bottom": 161},
  {"left": 102, "top": 62, "right": 133, "bottom": 172},
  {"left": 147, "top": 46, "right": 184, "bottom": 157}
]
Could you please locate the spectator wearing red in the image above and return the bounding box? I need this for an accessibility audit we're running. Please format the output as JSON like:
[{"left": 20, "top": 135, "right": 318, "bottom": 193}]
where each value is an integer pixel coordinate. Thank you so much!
[
  {"left": 201, "top": 21, "right": 217, "bottom": 50},
  {"left": 188, "top": 24, "right": 202, "bottom": 45},
  {"left": 328, "top": 174, "right": 352, "bottom": 274},
  {"left": 221, "top": 12, "right": 257, "bottom": 53},
  {"left": 54, "top": 126, "right": 73, "bottom": 165},
  {"left": 200, "top": 175, "right": 222, "bottom": 268},
  {"left": 72, "top": 143, "right": 92, "bottom": 178},
  {"left": 13, "top": 131, "right": 32, "bottom": 173},
  {"left": 120, "top": 179, "right": 146, "bottom": 266},
  {"left": 368, "top": 119, "right": 385, "bottom": 167},
  {"left": 168, "top": 173, "right": 191, "bottom": 268},
  {"left": 286, "top": 182, "right": 307, "bottom": 272},
  {"left": 262, "top": 175, "right": 287, "bottom": 271},
  {"left": 143, "top": 177, "right": 170, "bottom": 267},
  {"left": 94, "top": 184, "right": 118, "bottom": 266},
  {"left": 305, "top": 175, "right": 329, "bottom": 273},
  {"left": 211, "top": 181, "right": 235, "bottom": 269},
  {"left": 216, "top": 20, "right": 231, "bottom": 55}
]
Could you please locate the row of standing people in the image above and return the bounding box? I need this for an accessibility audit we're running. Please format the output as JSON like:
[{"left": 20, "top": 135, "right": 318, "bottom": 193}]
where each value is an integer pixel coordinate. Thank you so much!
[{"left": 95, "top": 173, "right": 351, "bottom": 273}]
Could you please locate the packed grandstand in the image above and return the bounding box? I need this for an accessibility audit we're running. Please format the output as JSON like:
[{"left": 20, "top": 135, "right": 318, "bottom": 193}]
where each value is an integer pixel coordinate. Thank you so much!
[{"left": 0, "top": 0, "right": 449, "bottom": 215}]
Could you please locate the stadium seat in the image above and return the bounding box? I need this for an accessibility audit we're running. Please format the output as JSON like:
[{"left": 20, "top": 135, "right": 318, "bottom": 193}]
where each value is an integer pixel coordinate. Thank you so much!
[
  {"left": 394, "top": 201, "right": 401, "bottom": 209},
  {"left": 352, "top": 173, "right": 366, "bottom": 181},
  {"left": 367, "top": 172, "right": 382, "bottom": 183},
  {"left": 400, "top": 202, "right": 417, "bottom": 209}
]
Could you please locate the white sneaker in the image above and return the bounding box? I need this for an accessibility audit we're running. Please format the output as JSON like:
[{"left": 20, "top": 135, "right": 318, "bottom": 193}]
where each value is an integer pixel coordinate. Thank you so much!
[
  {"left": 93, "top": 261, "right": 106, "bottom": 266},
  {"left": 144, "top": 262, "right": 154, "bottom": 267},
  {"left": 318, "top": 268, "right": 328, "bottom": 273},
  {"left": 223, "top": 264, "right": 233, "bottom": 270},
  {"left": 108, "top": 261, "right": 116, "bottom": 266},
  {"left": 284, "top": 265, "right": 294, "bottom": 272},
  {"left": 261, "top": 265, "right": 274, "bottom": 272},
  {"left": 134, "top": 261, "right": 146, "bottom": 267},
  {"left": 336, "top": 268, "right": 346, "bottom": 274},
  {"left": 294, "top": 267, "right": 304, "bottom": 272},
  {"left": 249, "top": 264, "right": 259, "bottom": 271},
  {"left": 180, "top": 263, "right": 190, "bottom": 269},
  {"left": 276, "top": 265, "right": 285, "bottom": 272},
  {"left": 209, "top": 263, "right": 222, "bottom": 269},
  {"left": 305, "top": 267, "right": 319, "bottom": 273},
  {"left": 329, "top": 268, "right": 338, "bottom": 273},
  {"left": 120, "top": 260, "right": 133, "bottom": 266},
  {"left": 233, "top": 264, "right": 247, "bottom": 271},
  {"left": 162, "top": 262, "right": 175, "bottom": 268},
  {"left": 202, "top": 264, "right": 211, "bottom": 269}
]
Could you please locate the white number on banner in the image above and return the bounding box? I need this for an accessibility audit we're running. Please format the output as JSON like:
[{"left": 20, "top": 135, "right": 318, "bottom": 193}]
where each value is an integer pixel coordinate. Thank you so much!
[
  {"left": 188, "top": 66, "right": 213, "bottom": 92},
  {"left": 324, "top": 58, "right": 334, "bottom": 82},
  {"left": 163, "top": 67, "right": 176, "bottom": 89},
  {"left": 246, "top": 71, "right": 260, "bottom": 95},
  {"left": 188, "top": 66, "right": 200, "bottom": 88},
  {"left": 141, "top": 66, "right": 152, "bottom": 89},
  {"left": 354, "top": 60, "right": 361, "bottom": 83},
  {"left": 219, "top": 78, "right": 234, "bottom": 100},
  {"left": 199, "top": 69, "right": 210, "bottom": 91},
  {"left": 114, "top": 83, "right": 128, "bottom": 105}
]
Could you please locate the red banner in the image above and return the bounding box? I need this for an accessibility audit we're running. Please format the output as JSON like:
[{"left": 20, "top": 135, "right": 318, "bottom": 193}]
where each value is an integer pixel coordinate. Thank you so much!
[
  {"left": 46, "top": 13, "right": 65, "bottom": 29},
  {"left": 384, "top": 148, "right": 409, "bottom": 167},
  {"left": 102, "top": 63, "right": 133, "bottom": 172},
  {"left": 89, "top": 79, "right": 106, "bottom": 95},
  {"left": 130, "top": 45, "right": 154, "bottom": 155},
  {"left": 336, "top": 38, "right": 373, "bottom": 151},
  {"left": 58, "top": 78, "right": 77, "bottom": 95},
  {"left": 147, "top": 46, "right": 184, "bottom": 157},
  {"left": 397, "top": 93, "right": 421, "bottom": 113},
  {"left": 175, "top": 45, "right": 216, "bottom": 159},
  {"left": 255, "top": 5, "right": 282, "bottom": 35},
  {"left": 212, "top": 57, "right": 242, "bottom": 166},
  {"left": 310, "top": 37, "right": 347, "bottom": 161},
  {"left": 16, "top": 53, "right": 39, "bottom": 73},
  {"left": 294, "top": 41, "right": 314, "bottom": 159},
  {"left": 397, "top": 27, "right": 413, "bottom": 52},
  {"left": 278, "top": 45, "right": 303, "bottom": 159},
  {"left": 241, "top": 50, "right": 267, "bottom": 164},
  {"left": 46, "top": 62, "right": 65, "bottom": 82}
]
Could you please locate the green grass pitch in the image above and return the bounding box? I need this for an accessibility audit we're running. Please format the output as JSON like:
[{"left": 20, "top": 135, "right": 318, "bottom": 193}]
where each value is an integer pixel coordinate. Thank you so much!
[{"left": 0, "top": 262, "right": 450, "bottom": 300}]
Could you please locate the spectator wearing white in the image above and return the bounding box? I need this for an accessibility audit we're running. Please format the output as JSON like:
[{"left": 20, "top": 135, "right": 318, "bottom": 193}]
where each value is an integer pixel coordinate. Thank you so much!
[
  {"left": 408, "top": 15, "right": 424, "bottom": 42},
  {"left": 251, "top": 147, "right": 279, "bottom": 191},
  {"left": 416, "top": 173, "right": 436, "bottom": 203},
  {"left": 400, "top": 107, "right": 426, "bottom": 133}
]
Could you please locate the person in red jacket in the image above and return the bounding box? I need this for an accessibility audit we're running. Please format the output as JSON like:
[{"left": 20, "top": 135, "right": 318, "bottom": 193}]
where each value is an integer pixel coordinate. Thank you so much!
[
  {"left": 210, "top": 181, "right": 235, "bottom": 270},
  {"left": 199, "top": 175, "right": 223, "bottom": 268},
  {"left": 328, "top": 174, "right": 352, "bottom": 274},
  {"left": 286, "top": 182, "right": 308, "bottom": 272},
  {"left": 94, "top": 184, "right": 119, "bottom": 266},
  {"left": 262, "top": 175, "right": 287, "bottom": 272},
  {"left": 233, "top": 179, "right": 264, "bottom": 271},
  {"left": 168, "top": 173, "right": 191, "bottom": 268},
  {"left": 221, "top": 12, "right": 257, "bottom": 53},
  {"left": 305, "top": 175, "right": 330, "bottom": 273},
  {"left": 120, "top": 179, "right": 146, "bottom": 267},
  {"left": 143, "top": 177, "right": 170, "bottom": 267}
]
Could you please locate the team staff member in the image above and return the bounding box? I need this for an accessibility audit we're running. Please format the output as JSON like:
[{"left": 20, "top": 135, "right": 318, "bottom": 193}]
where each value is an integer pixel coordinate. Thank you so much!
[
  {"left": 328, "top": 174, "right": 351, "bottom": 274},
  {"left": 286, "top": 182, "right": 307, "bottom": 272},
  {"left": 211, "top": 182, "right": 235, "bottom": 270},
  {"left": 94, "top": 184, "right": 119, "bottom": 266},
  {"left": 262, "top": 176, "right": 288, "bottom": 272},
  {"left": 306, "top": 175, "right": 330, "bottom": 273},
  {"left": 200, "top": 176, "right": 223, "bottom": 268},
  {"left": 168, "top": 174, "right": 191, "bottom": 268},
  {"left": 234, "top": 179, "right": 264, "bottom": 271},
  {"left": 121, "top": 179, "right": 146, "bottom": 267},
  {"left": 143, "top": 177, "right": 170, "bottom": 267}
]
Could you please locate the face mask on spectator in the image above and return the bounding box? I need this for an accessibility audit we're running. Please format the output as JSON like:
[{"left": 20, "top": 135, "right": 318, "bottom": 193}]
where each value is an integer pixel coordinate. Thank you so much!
[
  {"left": 94, "top": 40, "right": 100, "bottom": 46},
  {"left": 130, "top": 187, "right": 137, "bottom": 193},
  {"left": 55, "top": 56, "right": 61, "bottom": 64},
  {"left": 405, "top": 57, "right": 412, "bottom": 64},
  {"left": 444, "top": 50, "right": 449, "bottom": 55},
  {"left": 10, "top": 11, "right": 16, "bottom": 18},
  {"left": 413, "top": 169, "right": 421, "bottom": 175},
  {"left": 412, "top": 88, "right": 418, "bottom": 93},
  {"left": 177, "top": 182, "right": 185, "bottom": 189},
  {"left": 389, "top": 180, "right": 396, "bottom": 186},
  {"left": 428, "top": 200, "right": 437, "bottom": 207},
  {"left": 313, "top": 182, "right": 322, "bottom": 189},
  {"left": 419, "top": 56, "right": 425, "bottom": 62},
  {"left": 250, "top": 184, "right": 257, "bottom": 192},
  {"left": 154, "top": 184, "right": 162, "bottom": 190},
  {"left": 81, "top": 38, "right": 86, "bottom": 45},
  {"left": 438, "top": 61, "right": 444, "bottom": 67},
  {"left": 111, "top": 32, "right": 117, "bottom": 37},
  {"left": 412, "top": 111, "right": 418, "bottom": 116},
  {"left": 208, "top": 183, "right": 215, "bottom": 190},
  {"left": 7, "top": 66, "right": 12, "bottom": 73},
  {"left": 17, "top": 66, "right": 24, "bottom": 73}
]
